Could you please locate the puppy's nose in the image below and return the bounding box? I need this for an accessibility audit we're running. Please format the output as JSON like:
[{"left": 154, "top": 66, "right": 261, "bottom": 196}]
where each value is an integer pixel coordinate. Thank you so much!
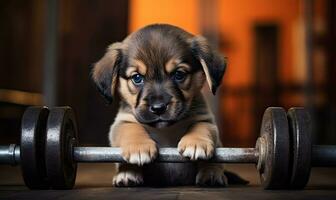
[{"left": 149, "top": 103, "right": 167, "bottom": 115}]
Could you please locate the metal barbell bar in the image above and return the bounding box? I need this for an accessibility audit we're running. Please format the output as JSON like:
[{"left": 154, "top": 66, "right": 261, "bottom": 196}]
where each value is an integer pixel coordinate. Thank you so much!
[{"left": 1, "top": 144, "right": 336, "bottom": 166}]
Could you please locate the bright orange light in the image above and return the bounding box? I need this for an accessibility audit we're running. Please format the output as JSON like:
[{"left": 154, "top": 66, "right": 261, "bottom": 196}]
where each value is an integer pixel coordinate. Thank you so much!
[{"left": 129, "top": 0, "right": 200, "bottom": 34}]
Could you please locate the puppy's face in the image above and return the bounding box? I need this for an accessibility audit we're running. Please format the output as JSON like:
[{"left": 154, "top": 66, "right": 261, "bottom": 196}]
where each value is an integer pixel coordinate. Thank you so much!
[
  {"left": 117, "top": 29, "right": 207, "bottom": 128},
  {"left": 92, "top": 24, "right": 226, "bottom": 128}
]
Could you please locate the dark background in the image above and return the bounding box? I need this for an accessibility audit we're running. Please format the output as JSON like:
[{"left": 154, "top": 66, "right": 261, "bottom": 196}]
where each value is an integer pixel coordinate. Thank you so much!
[{"left": 0, "top": 0, "right": 128, "bottom": 145}]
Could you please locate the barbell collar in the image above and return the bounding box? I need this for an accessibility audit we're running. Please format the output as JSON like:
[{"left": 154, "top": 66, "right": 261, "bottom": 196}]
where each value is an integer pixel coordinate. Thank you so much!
[
  {"left": 0, "top": 144, "right": 20, "bottom": 165},
  {"left": 312, "top": 145, "right": 336, "bottom": 167},
  {"left": 73, "top": 147, "right": 259, "bottom": 163}
]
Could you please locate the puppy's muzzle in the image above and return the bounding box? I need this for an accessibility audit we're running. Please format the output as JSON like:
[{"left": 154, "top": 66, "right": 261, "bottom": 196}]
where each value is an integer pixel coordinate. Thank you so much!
[
  {"left": 149, "top": 103, "right": 167, "bottom": 115},
  {"left": 136, "top": 90, "right": 179, "bottom": 128},
  {"left": 146, "top": 92, "right": 172, "bottom": 116}
]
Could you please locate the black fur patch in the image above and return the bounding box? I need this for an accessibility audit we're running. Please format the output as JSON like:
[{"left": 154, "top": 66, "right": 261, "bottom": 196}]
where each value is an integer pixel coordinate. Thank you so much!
[{"left": 92, "top": 49, "right": 123, "bottom": 104}]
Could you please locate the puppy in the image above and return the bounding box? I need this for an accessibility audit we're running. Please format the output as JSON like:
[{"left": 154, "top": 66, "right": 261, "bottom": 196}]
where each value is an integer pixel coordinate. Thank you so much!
[{"left": 92, "top": 24, "right": 228, "bottom": 186}]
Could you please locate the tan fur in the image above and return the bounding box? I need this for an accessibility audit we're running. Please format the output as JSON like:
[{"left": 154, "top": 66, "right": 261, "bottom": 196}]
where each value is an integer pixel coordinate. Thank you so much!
[
  {"left": 178, "top": 122, "right": 218, "bottom": 159},
  {"left": 164, "top": 58, "right": 179, "bottom": 73},
  {"left": 118, "top": 78, "right": 137, "bottom": 106},
  {"left": 127, "top": 59, "right": 147, "bottom": 76},
  {"left": 164, "top": 58, "right": 192, "bottom": 73},
  {"left": 110, "top": 117, "right": 157, "bottom": 165},
  {"left": 199, "top": 58, "right": 213, "bottom": 92}
]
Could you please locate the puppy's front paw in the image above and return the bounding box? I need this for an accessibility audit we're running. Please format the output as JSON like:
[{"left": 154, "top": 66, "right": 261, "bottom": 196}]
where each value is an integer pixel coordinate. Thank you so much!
[
  {"left": 177, "top": 135, "right": 214, "bottom": 160},
  {"left": 196, "top": 166, "right": 228, "bottom": 187},
  {"left": 113, "top": 171, "right": 144, "bottom": 187},
  {"left": 121, "top": 139, "right": 157, "bottom": 165}
]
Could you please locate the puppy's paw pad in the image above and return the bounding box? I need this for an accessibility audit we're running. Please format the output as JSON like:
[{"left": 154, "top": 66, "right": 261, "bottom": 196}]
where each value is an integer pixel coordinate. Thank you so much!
[
  {"left": 112, "top": 171, "right": 144, "bottom": 187},
  {"left": 177, "top": 137, "right": 214, "bottom": 160},
  {"left": 121, "top": 140, "right": 157, "bottom": 166},
  {"left": 196, "top": 167, "right": 228, "bottom": 187}
]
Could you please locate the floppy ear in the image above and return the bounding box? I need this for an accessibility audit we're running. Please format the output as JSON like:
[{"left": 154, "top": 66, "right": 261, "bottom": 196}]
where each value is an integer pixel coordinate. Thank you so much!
[
  {"left": 191, "top": 36, "right": 227, "bottom": 95},
  {"left": 92, "top": 42, "right": 123, "bottom": 104}
]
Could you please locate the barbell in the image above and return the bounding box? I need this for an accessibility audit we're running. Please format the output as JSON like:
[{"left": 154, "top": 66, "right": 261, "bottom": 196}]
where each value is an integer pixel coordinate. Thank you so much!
[{"left": 0, "top": 106, "right": 335, "bottom": 190}]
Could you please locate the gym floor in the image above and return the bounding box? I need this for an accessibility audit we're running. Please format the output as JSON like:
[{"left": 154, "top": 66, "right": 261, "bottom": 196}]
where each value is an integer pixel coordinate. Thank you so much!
[{"left": 0, "top": 164, "right": 335, "bottom": 200}]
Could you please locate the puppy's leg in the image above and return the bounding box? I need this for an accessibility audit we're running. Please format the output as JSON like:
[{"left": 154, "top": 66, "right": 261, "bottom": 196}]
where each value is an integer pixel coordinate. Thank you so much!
[
  {"left": 110, "top": 122, "right": 157, "bottom": 186},
  {"left": 111, "top": 122, "right": 157, "bottom": 165},
  {"left": 113, "top": 164, "right": 144, "bottom": 187},
  {"left": 178, "top": 122, "right": 227, "bottom": 186},
  {"left": 178, "top": 122, "right": 217, "bottom": 160},
  {"left": 196, "top": 163, "right": 228, "bottom": 187}
]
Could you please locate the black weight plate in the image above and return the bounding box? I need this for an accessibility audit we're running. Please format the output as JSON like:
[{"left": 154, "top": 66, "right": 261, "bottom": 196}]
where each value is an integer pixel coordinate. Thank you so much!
[
  {"left": 287, "top": 107, "right": 312, "bottom": 189},
  {"left": 259, "top": 107, "right": 290, "bottom": 189},
  {"left": 45, "top": 107, "right": 78, "bottom": 189},
  {"left": 21, "top": 106, "right": 50, "bottom": 189}
]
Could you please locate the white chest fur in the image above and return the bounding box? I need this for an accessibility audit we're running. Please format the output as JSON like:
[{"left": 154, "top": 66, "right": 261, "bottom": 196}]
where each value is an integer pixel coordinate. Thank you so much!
[{"left": 144, "top": 118, "right": 195, "bottom": 147}]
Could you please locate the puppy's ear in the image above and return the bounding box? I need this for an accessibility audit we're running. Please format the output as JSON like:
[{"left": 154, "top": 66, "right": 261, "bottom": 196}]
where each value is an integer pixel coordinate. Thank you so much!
[
  {"left": 92, "top": 42, "right": 123, "bottom": 104},
  {"left": 191, "top": 36, "right": 227, "bottom": 95}
]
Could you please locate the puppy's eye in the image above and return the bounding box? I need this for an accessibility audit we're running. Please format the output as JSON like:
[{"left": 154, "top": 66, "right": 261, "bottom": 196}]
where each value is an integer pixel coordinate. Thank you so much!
[
  {"left": 172, "top": 70, "right": 187, "bottom": 82},
  {"left": 131, "top": 74, "right": 144, "bottom": 85}
]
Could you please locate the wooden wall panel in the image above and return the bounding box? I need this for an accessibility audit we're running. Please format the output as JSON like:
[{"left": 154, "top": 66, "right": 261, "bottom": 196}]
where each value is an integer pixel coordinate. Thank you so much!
[{"left": 57, "top": 0, "right": 129, "bottom": 145}]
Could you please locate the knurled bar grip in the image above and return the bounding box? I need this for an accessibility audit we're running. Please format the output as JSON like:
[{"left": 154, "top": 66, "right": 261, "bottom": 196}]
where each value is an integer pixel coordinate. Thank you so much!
[{"left": 73, "top": 147, "right": 259, "bottom": 163}]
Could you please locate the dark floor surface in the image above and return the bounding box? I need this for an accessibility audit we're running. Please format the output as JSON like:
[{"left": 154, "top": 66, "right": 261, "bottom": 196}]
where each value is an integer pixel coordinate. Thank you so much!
[{"left": 0, "top": 164, "right": 335, "bottom": 200}]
